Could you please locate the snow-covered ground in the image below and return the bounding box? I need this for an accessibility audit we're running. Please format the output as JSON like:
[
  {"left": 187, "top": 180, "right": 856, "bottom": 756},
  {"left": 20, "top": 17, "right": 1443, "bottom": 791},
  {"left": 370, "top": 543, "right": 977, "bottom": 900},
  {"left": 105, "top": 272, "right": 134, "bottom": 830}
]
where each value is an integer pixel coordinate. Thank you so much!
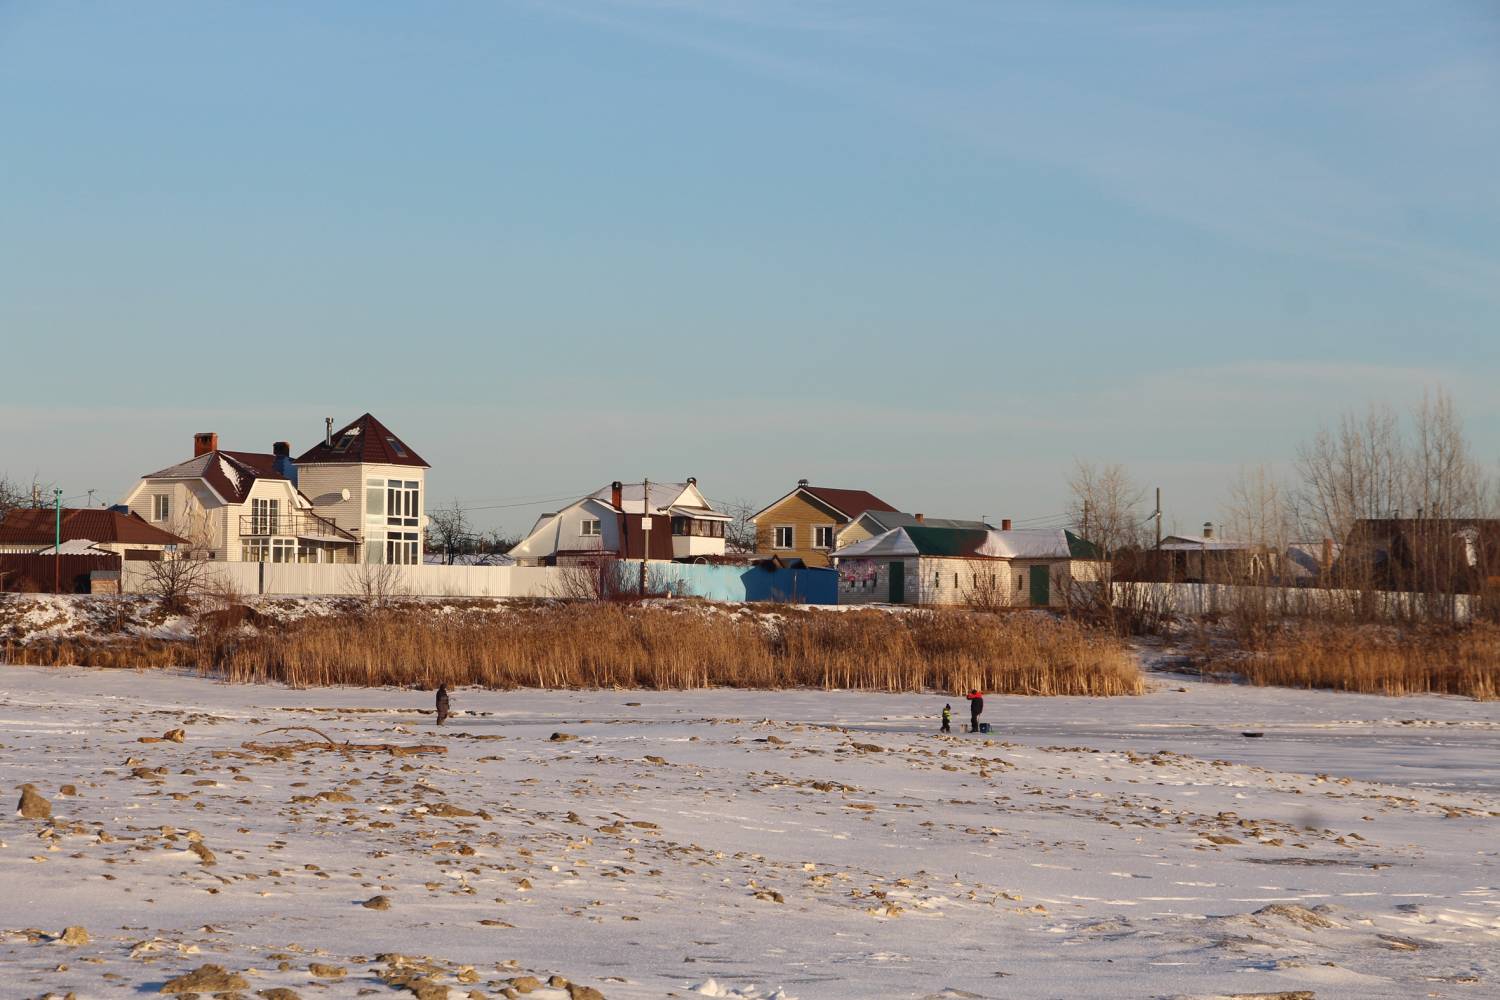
[{"left": 2, "top": 666, "right": 1497, "bottom": 1000}]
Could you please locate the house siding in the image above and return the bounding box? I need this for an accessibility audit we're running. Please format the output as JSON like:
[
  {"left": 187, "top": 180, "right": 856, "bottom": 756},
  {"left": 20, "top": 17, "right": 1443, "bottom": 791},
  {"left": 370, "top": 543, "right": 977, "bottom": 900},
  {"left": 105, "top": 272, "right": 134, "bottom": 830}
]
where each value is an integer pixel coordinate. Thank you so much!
[
  {"left": 753, "top": 493, "right": 846, "bottom": 568},
  {"left": 302, "top": 461, "right": 427, "bottom": 563},
  {"left": 836, "top": 555, "right": 1094, "bottom": 607}
]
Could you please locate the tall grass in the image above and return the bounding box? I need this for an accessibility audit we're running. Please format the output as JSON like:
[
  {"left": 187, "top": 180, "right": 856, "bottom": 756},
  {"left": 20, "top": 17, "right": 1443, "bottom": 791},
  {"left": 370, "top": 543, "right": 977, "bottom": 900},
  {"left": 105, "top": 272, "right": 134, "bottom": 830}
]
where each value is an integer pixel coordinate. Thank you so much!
[
  {"left": 5, "top": 603, "right": 1144, "bottom": 696},
  {"left": 1205, "top": 623, "right": 1500, "bottom": 700}
]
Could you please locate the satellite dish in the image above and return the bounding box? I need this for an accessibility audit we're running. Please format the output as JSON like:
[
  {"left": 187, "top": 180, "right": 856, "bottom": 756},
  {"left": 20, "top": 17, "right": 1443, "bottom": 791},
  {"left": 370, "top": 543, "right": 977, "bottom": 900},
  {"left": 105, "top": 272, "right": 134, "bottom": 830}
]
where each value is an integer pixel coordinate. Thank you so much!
[{"left": 340, "top": 488, "right": 351, "bottom": 502}]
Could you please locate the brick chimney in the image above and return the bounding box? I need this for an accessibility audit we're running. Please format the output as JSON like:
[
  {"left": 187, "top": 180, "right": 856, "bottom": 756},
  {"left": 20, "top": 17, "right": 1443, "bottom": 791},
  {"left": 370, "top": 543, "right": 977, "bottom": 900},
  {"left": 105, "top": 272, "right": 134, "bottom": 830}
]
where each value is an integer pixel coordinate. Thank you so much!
[
  {"left": 611, "top": 481, "right": 623, "bottom": 509},
  {"left": 1001, "top": 518, "right": 1012, "bottom": 531},
  {"left": 915, "top": 512, "right": 925, "bottom": 524},
  {"left": 193, "top": 432, "right": 218, "bottom": 457},
  {"left": 1322, "top": 537, "right": 1334, "bottom": 569}
]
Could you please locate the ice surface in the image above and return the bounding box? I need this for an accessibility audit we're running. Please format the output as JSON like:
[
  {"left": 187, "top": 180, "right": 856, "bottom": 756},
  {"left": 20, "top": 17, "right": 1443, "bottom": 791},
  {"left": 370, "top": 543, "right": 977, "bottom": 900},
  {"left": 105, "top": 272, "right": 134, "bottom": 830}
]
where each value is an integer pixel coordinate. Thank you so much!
[{"left": 1, "top": 665, "right": 1496, "bottom": 999}]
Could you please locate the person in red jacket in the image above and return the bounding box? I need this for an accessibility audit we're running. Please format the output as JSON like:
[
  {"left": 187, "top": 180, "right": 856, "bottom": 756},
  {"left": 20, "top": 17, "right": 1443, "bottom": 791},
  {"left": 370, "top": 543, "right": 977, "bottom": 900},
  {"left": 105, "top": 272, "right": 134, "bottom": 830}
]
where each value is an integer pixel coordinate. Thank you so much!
[{"left": 964, "top": 690, "right": 984, "bottom": 733}]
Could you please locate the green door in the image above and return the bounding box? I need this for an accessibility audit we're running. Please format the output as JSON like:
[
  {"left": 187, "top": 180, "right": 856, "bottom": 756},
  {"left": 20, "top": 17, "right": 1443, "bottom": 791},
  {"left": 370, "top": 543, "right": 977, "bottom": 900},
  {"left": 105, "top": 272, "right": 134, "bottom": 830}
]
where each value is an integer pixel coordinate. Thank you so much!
[
  {"left": 1028, "top": 565, "right": 1050, "bottom": 606},
  {"left": 888, "top": 561, "right": 905, "bottom": 603}
]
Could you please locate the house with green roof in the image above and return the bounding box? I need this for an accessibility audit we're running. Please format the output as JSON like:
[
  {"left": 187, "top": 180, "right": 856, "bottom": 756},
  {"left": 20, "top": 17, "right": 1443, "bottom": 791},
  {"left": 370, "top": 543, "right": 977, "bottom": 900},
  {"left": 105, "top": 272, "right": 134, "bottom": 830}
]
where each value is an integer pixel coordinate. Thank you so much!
[{"left": 832, "top": 524, "right": 1103, "bottom": 608}]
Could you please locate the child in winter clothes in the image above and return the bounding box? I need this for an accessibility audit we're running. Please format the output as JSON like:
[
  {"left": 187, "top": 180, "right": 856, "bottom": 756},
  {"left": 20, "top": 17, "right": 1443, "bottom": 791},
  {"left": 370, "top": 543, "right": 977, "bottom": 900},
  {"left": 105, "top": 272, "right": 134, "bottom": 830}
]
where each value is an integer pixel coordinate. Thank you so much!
[{"left": 940, "top": 704, "right": 952, "bottom": 733}]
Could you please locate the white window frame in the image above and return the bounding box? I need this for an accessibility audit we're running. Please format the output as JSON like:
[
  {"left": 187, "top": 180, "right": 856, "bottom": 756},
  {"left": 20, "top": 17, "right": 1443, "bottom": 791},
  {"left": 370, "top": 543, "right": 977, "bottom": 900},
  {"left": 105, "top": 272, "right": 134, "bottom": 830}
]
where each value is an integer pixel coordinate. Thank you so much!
[
  {"left": 814, "top": 525, "right": 835, "bottom": 549},
  {"left": 581, "top": 518, "right": 602, "bottom": 537},
  {"left": 386, "top": 531, "right": 420, "bottom": 565},
  {"left": 386, "top": 479, "right": 420, "bottom": 527},
  {"left": 152, "top": 494, "right": 170, "bottom": 522},
  {"left": 773, "top": 525, "right": 794, "bottom": 549},
  {"left": 250, "top": 497, "right": 280, "bottom": 535}
]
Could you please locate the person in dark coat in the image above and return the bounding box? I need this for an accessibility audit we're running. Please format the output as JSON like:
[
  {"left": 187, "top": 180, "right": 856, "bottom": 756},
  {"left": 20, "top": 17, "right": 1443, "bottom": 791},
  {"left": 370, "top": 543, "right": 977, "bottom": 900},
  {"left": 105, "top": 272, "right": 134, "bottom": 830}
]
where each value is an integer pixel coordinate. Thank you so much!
[
  {"left": 940, "top": 704, "right": 952, "bottom": 734},
  {"left": 965, "top": 689, "right": 984, "bottom": 733},
  {"left": 435, "top": 684, "right": 450, "bottom": 726}
]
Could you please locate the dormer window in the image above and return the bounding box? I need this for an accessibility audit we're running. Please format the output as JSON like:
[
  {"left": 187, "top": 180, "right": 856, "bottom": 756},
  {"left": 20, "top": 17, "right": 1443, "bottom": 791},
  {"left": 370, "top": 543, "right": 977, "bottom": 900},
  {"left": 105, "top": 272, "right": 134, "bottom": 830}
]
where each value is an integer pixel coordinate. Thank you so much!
[
  {"left": 332, "top": 434, "right": 357, "bottom": 453},
  {"left": 387, "top": 436, "right": 408, "bottom": 457}
]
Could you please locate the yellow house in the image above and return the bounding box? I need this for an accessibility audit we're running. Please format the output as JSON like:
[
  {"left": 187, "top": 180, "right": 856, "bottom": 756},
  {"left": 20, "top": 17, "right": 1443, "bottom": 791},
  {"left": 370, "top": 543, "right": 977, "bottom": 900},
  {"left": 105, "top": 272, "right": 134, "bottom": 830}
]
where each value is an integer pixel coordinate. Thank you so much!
[{"left": 750, "top": 481, "right": 898, "bottom": 568}]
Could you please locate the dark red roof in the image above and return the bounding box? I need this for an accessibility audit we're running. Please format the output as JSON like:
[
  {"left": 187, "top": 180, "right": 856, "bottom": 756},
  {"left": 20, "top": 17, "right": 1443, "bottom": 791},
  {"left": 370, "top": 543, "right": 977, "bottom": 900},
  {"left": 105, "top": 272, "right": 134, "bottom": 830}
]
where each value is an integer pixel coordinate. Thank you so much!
[
  {"left": 0, "top": 508, "right": 188, "bottom": 547},
  {"left": 799, "top": 486, "right": 898, "bottom": 519},
  {"left": 296, "top": 413, "right": 429, "bottom": 468},
  {"left": 142, "top": 450, "right": 280, "bottom": 504}
]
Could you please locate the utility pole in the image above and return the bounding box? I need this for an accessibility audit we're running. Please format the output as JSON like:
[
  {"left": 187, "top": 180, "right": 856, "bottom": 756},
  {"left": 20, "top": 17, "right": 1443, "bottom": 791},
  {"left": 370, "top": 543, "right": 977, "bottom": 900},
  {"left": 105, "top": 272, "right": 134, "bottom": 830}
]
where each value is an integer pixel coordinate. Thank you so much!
[
  {"left": 53, "top": 487, "right": 63, "bottom": 593},
  {"left": 639, "top": 477, "right": 650, "bottom": 596},
  {"left": 1154, "top": 487, "right": 1162, "bottom": 549}
]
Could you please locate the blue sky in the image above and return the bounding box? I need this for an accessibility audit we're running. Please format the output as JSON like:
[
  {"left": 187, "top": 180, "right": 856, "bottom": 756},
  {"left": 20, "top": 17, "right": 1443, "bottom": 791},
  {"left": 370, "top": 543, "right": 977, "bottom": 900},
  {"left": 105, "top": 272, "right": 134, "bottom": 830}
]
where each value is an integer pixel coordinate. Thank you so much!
[{"left": 2, "top": 0, "right": 1497, "bottom": 534}]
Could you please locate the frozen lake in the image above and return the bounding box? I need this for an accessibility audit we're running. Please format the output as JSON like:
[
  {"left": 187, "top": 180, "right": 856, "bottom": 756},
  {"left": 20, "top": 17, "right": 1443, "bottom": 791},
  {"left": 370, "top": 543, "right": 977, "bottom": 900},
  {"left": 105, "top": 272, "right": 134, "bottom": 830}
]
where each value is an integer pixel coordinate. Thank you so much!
[{"left": 1, "top": 664, "right": 1496, "bottom": 999}]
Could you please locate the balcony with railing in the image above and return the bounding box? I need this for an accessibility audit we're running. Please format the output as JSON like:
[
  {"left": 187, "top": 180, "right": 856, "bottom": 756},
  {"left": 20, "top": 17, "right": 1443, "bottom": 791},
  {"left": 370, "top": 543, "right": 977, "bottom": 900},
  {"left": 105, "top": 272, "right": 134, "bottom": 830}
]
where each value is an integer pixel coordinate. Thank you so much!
[{"left": 238, "top": 512, "right": 355, "bottom": 541}]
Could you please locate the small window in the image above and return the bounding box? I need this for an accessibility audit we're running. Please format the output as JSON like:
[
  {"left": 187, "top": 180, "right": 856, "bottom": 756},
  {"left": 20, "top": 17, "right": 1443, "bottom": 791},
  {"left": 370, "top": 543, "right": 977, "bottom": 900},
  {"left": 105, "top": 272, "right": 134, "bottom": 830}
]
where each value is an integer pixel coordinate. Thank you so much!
[
  {"left": 814, "top": 525, "right": 834, "bottom": 549},
  {"left": 774, "top": 526, "right": 794, "bottom": 549},
  {"left": 332, "top": 434, "right": 356, "bottom": 453},
  {"left": 152, "top": 494, "right": 170, "bottom": 522},
  {"left": 387, "top": 436, "right": 408, "bottom": 458},
  {"left": 1017, "top": 575, "right": 1024, "bottom": 591},
  {"left": 581, "top": 519, "right": 602, "bottom": 536}
]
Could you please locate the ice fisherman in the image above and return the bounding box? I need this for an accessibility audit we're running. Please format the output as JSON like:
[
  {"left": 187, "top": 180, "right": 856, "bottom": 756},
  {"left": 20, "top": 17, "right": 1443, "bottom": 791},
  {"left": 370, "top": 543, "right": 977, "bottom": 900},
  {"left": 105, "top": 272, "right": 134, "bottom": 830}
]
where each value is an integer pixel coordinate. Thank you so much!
[
  {"left": 435, "top": 684, "right": 450, "bottom": 726},
  {"left": 965, "top": 689, "right": 984, "bottom": 733},
  {"left": 940, "top": 704, "right": 952, "bottom": 734}
]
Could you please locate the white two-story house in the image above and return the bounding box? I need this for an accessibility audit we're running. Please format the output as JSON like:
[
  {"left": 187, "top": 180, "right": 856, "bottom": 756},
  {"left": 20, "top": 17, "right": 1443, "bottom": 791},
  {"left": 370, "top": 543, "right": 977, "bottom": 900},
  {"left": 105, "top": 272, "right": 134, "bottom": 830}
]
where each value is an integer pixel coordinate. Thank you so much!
[
  {"left": 509, "top": 479, "right": 729, "bottom": 566},
  {"left": 120, "top": 414, "right": 429, "bottom": 564},
  {"left": 294, "top": 413, "right": 430, "bottom": 564},
  {"left": 122, "top": 432, "right": 358, "bottom": 563}
]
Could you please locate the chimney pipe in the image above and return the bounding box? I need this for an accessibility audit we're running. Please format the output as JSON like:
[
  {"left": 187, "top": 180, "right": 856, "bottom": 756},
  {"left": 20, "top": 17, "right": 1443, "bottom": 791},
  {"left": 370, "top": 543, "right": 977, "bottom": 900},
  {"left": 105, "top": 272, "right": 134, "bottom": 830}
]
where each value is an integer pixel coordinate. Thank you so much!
[
  {"left": 325, "top": 417, "right": 333, "bottom": 447},
  {"left": 611, "top": 481, "right": 623, "bottom": 509},
  {"left": 1001, "top": 518, "right": 1012, "bottom": 531},
  {"left": 193, "top": 432, "right": 218, "bottom": 457},
  {"left": 1202, "top": 521, "right": 1214, "bottom": 540},
  {"left": 915, "top": 512, "right": 925, "bottom": 524}
]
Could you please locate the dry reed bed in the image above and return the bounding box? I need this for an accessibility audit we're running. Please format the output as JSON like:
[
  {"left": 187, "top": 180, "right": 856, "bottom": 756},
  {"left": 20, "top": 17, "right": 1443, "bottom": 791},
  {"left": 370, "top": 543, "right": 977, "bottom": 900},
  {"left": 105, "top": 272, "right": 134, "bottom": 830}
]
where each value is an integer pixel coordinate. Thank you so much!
[
  {"left": 155, "top": 604, "right": 1140, "bottom": 696},
  {"left": 1207, "top": 624, "right": 1500, "bottom": 700}
]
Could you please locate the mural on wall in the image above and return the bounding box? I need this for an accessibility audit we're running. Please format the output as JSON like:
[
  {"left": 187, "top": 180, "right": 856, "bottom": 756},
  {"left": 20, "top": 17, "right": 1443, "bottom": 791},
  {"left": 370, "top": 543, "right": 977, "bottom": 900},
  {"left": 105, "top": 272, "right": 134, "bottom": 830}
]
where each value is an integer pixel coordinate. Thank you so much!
[{"left": 839, "top": 563, "right": 878, "bottom": 585}]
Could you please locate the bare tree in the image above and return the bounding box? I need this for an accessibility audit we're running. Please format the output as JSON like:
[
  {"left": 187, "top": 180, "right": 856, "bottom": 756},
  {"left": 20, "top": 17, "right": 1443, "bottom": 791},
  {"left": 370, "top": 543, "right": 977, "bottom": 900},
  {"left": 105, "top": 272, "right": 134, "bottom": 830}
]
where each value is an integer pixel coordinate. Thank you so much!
[
  {"left": 960, "top": 564, "right": 1010, "bottom": 613},
  {"left": 1065, "top": 461, "right": 1149, "bottom": 629},
  {"left": 1295, "top": 402, "right": 1409, "bottom": 553},
  {"left": 427, "top": 498, "right": 472, "bottom": 565},
  {"left": 141, "top": 503, "right": 217, "bottom": 613},
  {"left": 344, "top": 560, "right": 408, "bottom": 609},
  {"left": 0, "top": 474, "right": 54, "bottom": 513},
  {"left": 546, "top": 555, "right": 629, "bottom": 602},
  {"left": 1068, "top": 462, "right": 1147, "bottom": 553},
  {"left": 720, "top": 499, "right": 760, "bottom": 556}
]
